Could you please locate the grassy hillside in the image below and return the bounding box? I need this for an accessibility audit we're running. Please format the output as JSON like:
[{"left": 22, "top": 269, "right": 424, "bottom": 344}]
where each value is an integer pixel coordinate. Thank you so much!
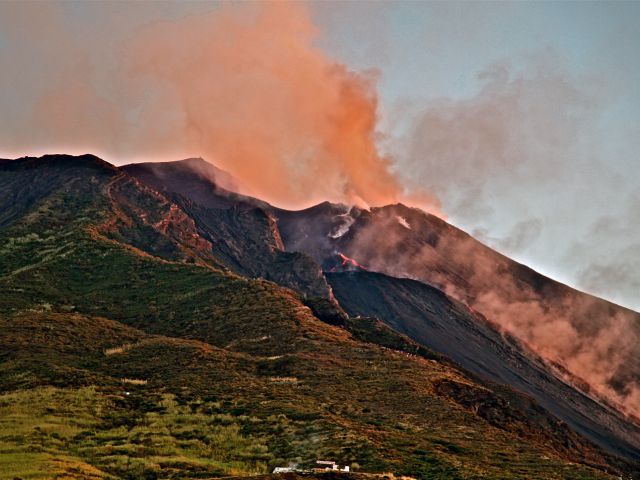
[
  {"left": 0, "top": 156, "right": 629, "bottom": 479},
  {"left": 0, "top": 312, "right": 618, "bottom": 480}
]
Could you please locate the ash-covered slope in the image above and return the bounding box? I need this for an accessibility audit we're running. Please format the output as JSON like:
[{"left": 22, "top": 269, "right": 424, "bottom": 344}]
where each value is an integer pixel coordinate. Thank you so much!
[
  {"left": 327, "top": 270, "right": 640, "bottom": 461},
  {"left": 2, "top": 154, "right": 630, "bottom": 478},
  {"left": 122, "top": 158, "right": 640, "bottom": 464},
  {"left": 277, "top": 204, "right": 640, "bottom": 405},
  {"left": 122, "top": 158, "right": 266, "bottom": 210},
  {"left": 278, "top": 202, "right": 640, "bottom": 459}
]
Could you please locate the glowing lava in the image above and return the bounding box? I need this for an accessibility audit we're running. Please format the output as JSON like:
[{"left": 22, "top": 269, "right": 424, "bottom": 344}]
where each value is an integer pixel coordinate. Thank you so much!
[{"left": 329, "top": 252, "right": 368, "bottom": 272}]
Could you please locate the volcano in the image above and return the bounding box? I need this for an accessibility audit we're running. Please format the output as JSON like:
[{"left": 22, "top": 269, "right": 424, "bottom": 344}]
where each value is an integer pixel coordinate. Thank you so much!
[
  {"left": 1, "top": 154, "right": 639, "bottom": 479},
  {"left": 124, "top": 157, "right": 640, "bottom": 461}
]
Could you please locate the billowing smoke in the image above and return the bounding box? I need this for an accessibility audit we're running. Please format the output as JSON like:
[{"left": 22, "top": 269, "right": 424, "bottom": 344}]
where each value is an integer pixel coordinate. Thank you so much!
[
  {"left": 392, "top": 54, "right": 639, "bottom": 312},
  {"left": 395, "top": 55, "right": 597, "bottom": 223},
  {"left": 471, "top": 264, "right": 640, "bottom": 420},
  {"left": 344, "top": 206, "right": 640, "bottom": 419},
  {"left": 0, "top": 2, "right": 433, "bottom": 210},
  {"left": 564, "top": 193, "right": 640, "bottom": 312}
]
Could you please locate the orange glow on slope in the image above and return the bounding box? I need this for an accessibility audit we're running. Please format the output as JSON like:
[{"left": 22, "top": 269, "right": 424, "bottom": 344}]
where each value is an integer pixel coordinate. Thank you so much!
[{"left": 328, "top": 252, "right": 368, "bottom": 272}]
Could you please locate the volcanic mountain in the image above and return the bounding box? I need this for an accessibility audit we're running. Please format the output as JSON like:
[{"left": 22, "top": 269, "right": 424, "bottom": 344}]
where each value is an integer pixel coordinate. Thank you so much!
[
  {"left": 0, "top": 154, "right": 638, "bottom": 479},
  {"left": 123, "top": 158, "right": 640, "bottom": 460}
]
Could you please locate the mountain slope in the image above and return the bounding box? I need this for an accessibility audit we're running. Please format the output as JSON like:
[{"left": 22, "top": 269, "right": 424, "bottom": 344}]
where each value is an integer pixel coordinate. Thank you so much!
[
  {"left": 327, "top": 270, "right": 640, "bottom": 461},
  {"left": 121, "top": 158, "right": 266, "bottom": 211},
  {"left": 275, "top": 203, "right": 640, "bottom": 455},
  {"left": 122, "top": 159, "right": 345, "bottom": 324},
  {"left": 123, "top": 157, "right": 640, "bottom": 464},
  {"left": 276, "top": 202, "right": 640, "bottom": 422},
  {"left": 2, "top": 155, "right": 634, "bottom": 478}
]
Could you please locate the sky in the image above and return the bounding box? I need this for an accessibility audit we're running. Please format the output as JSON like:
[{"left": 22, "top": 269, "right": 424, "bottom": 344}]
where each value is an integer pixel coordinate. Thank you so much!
[{"left": 0, "top": 1, "right": 638, "bottom": 311}]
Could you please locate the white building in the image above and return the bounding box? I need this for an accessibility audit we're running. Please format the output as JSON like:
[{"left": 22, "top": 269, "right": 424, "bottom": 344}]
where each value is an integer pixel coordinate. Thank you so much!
[
  {"left": 272, "top": 462, "right": 300, "bottom": 473},
  {"left": 316, "top": 460, "right": 350, "bottom": 472},
  {"left": 273, "top": 467, "right": 295, "bottom": 473}
]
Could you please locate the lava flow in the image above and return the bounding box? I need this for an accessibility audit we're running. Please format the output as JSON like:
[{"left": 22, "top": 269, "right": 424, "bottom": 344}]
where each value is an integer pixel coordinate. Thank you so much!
[{"left": 329, "top": 252, "right": 368, "bottom": 272}]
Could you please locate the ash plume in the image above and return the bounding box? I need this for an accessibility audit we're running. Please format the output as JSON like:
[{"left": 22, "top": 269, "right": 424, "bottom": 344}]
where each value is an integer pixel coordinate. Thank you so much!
[{"left": 0, "top": 2, "right": 436, "bottom": 211}]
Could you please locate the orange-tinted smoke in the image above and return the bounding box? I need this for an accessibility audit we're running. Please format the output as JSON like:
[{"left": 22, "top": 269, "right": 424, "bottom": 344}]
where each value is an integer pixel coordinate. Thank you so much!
[
  {"left": 1, "top": 2, "right": 440, "bottom": 211},
  {"left": 124, "top": 2, "right": 409, "bottom": 209},
  {"left": 346, "top": 210, "right": 640, "bottom": 419}
]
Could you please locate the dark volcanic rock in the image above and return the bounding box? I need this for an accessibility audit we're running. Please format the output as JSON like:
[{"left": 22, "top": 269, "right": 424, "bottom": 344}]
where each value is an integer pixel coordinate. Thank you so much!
[
  {"left": 0, "top": 154, "right": 119, "bottom": 229},
  {"left": 326, "top": 269, "right": 640, "bottom": 460},
  {"left": 122, "top": 158, "right": 265, "bottom": 210}
]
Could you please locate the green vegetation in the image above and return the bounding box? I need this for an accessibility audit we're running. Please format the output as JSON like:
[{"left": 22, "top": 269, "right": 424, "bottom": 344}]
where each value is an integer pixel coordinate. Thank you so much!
[
  {"left": 0, "top": 157, "right": 625, "bottom": 479},
  {"left": 0, "top": 310, "right": 617, "bottom": 480},
  {"left": 0, "top": 388, "right": 273, "bottom": 479}
]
